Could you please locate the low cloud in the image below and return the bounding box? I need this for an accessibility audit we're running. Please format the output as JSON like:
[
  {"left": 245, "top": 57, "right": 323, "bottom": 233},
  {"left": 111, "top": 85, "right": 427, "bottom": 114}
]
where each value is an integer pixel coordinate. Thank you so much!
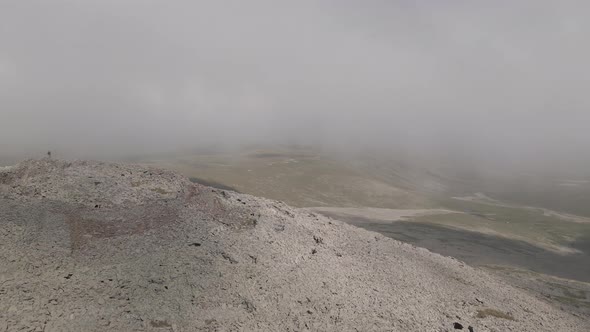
[{"left": 1, "top": 1, "right": 589, "bottom": 171}]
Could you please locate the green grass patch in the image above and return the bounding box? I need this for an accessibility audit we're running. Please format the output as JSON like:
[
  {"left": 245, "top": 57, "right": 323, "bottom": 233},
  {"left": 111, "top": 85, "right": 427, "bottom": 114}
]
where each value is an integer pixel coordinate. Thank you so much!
[{"left": 428, "top": 197, "right": 590, "bottom": 248}]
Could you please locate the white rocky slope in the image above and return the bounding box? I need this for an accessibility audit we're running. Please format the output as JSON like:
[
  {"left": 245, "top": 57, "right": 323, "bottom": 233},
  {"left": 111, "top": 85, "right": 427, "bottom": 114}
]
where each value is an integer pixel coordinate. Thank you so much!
[{"left": 0, "top": 159, "right": 587, "bottom": 331}]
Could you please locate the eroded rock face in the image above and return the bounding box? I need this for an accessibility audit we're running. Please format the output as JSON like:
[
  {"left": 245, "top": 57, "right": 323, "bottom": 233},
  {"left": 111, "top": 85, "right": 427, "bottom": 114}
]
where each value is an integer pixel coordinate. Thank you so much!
[{"left": 0, "top": 159, "right": 587, "bottom": 331}]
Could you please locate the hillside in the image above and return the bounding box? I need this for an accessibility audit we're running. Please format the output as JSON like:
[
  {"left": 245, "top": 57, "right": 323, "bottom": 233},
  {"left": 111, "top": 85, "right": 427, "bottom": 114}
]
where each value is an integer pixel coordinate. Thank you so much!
[
  {"left": 138, "top": 148, "right": 435, "bottom": 209},
  {"left": 0, "top": 159, "right": 587, "bottom": 331},
  {"left": 140, "top": 149, "right": 590, "bottom": 268}
]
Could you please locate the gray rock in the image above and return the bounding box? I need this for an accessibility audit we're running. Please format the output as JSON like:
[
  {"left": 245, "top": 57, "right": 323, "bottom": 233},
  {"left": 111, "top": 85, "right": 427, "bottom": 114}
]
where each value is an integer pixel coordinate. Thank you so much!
[{"left": 0, "top": 159, "right": 587, "bottom": 331}]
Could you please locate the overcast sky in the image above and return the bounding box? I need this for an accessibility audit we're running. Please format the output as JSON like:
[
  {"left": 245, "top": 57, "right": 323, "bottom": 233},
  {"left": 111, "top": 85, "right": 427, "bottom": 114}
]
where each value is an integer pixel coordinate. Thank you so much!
[{"left": 1, "top": 1, "right": 589, "bottom": 169}]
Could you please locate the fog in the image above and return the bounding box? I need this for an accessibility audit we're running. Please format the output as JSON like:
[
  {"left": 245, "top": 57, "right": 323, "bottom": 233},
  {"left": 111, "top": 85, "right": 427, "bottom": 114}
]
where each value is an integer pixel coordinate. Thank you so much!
[{"left": 1, "top": 1, "right": 589, "bottom": 172}]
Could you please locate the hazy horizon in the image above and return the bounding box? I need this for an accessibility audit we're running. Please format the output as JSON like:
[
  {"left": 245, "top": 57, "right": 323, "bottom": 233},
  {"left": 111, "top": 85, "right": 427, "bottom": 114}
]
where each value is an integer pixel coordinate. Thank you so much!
[{"left": 2, "top": 1, "right": 589, "bottom": 173}]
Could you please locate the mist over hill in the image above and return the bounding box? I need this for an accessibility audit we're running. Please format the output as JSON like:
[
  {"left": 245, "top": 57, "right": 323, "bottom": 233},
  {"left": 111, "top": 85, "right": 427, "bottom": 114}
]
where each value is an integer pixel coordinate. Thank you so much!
[
  {"left": 2, "top": 1, "right": 590, "bottom": 329},
  {"left": 2, "top": 1, "right": 590, "bottom": 176}
]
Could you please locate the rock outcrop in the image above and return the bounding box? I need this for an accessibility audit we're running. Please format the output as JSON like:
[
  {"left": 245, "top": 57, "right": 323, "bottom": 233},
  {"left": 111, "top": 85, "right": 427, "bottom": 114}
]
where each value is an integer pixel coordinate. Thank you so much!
[{"left": 0, "top": 159, "right": 587, "bottom": 331}]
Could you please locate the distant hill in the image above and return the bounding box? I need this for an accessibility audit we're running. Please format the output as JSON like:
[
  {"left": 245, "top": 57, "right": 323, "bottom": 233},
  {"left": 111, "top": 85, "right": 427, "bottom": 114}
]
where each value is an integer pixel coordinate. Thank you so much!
[{"left": 141, "top": 147, "right": 590, "bottom": 218}]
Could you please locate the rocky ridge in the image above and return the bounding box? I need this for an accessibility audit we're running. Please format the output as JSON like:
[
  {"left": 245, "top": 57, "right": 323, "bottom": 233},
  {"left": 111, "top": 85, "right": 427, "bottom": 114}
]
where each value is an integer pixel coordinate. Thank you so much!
[{"left": 0, "top": 159, "right": 587, "bottom": 331}]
